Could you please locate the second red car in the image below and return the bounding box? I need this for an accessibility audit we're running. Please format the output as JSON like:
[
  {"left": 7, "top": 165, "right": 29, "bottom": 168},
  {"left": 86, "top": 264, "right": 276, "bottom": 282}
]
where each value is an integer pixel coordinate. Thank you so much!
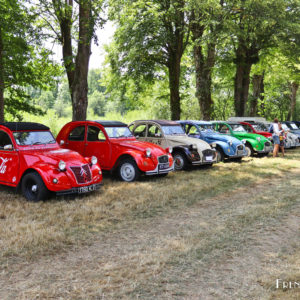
[{"left": 57, "top": 121, "right": 174, "bottom": 182}]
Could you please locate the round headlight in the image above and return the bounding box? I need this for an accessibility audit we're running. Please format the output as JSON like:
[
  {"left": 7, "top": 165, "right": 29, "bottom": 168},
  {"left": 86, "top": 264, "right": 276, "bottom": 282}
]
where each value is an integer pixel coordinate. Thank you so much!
[
  {"left": 229, "top": 140, "right": 233, "bottom": 146},
  {"left": 168, "top": 147, "right": 173, "bottom": 154},
  {"left": 257, "top": 137, "right": 261, "bottom": 142},
  {"left": 190, "top": 144, "right": 197, "bottom": 150},
  {"left": 211, "top": 143, "right": 217, "bottom": 148},
  {"left": 146, "top": 148, "right": 151, "bottom": 157},
  {"left": 242, "top": 139, "right": 246, "bottom": 144},
  {"left": 58, "top": 160, "right": 66, "bottom": 171},
  {"left": 91, "top": 156, "right": 98, "bottom": 165}
]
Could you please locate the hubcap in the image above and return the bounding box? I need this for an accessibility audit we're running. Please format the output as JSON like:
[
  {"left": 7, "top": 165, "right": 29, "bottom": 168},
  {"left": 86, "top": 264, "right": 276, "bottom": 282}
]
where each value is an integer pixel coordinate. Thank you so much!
[
  {"left": 174, "top": 155, "right": 184, "bottom": 170},
  {"left": 245, "top": 147, "right": 251, "bottom": 157},
  {"left": 31, "top": 185, "right": 38, "bottom": 193},
  {"left": 120, "top": 163, "right": 135, "bottom": 181}
]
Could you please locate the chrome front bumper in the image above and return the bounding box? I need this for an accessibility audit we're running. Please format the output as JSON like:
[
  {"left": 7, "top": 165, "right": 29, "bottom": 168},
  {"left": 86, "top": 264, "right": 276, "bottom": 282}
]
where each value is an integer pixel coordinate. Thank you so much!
[{"left": 145, "top": 162, "right": 175, "bottom": 175}]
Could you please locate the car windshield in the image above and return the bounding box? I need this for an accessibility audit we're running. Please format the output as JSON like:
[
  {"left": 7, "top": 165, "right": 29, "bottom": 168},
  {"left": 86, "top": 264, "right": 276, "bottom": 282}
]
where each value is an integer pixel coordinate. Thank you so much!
[
  {"left": 198, "top": 124, "right": 215, "bottom": 132},
  {"left": 231, "top": 124, "right": 247, "bottom": 132},
  {"left": 13, "top": 131, "right": 56, "bottom": 146},
  {"left": 161, "top": 125, "right": 185, "bottom": 135},
  {"left": 253, "top": 123, "right": 268, "bottom": 131},
  {"left": 290, "top": 123, "right": 299, "bottom": 130},
  {"left": 281, "top": 123, "right": 289, "bottom": 130},
  {"left": 105, "top": 126, "right": 133, "bottom": 138}
]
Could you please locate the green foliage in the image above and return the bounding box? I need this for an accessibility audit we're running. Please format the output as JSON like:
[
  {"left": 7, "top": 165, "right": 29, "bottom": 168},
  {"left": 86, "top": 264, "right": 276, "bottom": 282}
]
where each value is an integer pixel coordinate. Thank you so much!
[{"left": 0, "top": 0, "right": 61, "bottom": 121}]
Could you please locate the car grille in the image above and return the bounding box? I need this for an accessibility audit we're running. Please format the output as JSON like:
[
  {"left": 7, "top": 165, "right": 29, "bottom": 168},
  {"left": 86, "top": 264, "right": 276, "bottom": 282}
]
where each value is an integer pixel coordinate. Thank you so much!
[
  {"left": 265, "top": 141, "right": 271, "bottom": 147},
  {"left": 158, "top": 155, "right": 169, "bottom": 163},
  {"left": 70, "top": 164, "right": 92, "bottom": 184},
  {"left": 202, "top": 149, "right": 215, "bottom": 156},
  {"left": 237, "top": 144, "right": 244, "bottom": 150}
]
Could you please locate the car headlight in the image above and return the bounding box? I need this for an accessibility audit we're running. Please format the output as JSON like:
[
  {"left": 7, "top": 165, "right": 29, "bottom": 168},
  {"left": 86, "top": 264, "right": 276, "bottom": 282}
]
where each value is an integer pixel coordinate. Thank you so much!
[
  {"left": 58, "top": 160, "right": 66, "bottom": 171},
  {"left": 145, "top": 148, "right": 151, "bottom": 157},
  {"left": 167, "top": 147, "right": 173, "bottom": 154},
  {"left": 257, "top": 137, "right": 261, "bottom": 142},
  {"left": 91, "top": 156, "right": 97, "bottom": 165},
  {"left": 229, "top": 139, "right": 233, "bottom": 146},
  {"left": 190, "top": 144, "right": 197, "bottom": 150},
  {"left": 242, "top": 139, "right": 246, "bottom": 144},
  {"left": 211, "top": 143, "right": 217, "bottom": 148}
]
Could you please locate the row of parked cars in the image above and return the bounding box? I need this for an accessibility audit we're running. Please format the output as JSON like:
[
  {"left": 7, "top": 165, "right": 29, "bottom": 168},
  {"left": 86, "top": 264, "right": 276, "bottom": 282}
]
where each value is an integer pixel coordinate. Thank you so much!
[{"left": 0, "top": 117, "right": 299, "bottom": 201}]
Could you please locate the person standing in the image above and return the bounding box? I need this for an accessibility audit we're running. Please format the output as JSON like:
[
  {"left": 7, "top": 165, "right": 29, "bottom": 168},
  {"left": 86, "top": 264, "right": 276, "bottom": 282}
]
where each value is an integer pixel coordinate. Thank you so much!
[
  {"left": 272, "top": 118, "right": 280, "bottom": 157},
  {"left": 278, "top": 123, "right": 285, "bottom": 157}
]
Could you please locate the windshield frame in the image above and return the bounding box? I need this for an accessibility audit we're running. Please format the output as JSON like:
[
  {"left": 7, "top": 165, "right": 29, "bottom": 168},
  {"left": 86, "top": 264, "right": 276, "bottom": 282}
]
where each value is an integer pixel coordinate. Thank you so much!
[
  {"left": 161, "top": 125, "right": 186, "bottom": 136},
  {"left": 104, "top": 126, "right": 134, "bottom": 139},
  {"left": 13, "top": 130, "right": 56, "bottom": 146}
]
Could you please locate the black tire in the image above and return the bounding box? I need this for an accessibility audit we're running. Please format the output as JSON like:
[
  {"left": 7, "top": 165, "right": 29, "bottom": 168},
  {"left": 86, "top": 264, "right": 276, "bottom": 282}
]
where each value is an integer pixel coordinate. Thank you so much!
[
  {"left": 215, "top": 148, "right": 224, "bottom": 162},
  {"left": 118, "top": 158, "right": 141, "bottom": 182},
  {"left": 22, "top": 172, "right": 49, "bottom": 202},
  {"left": 245, "top": 144, "right": 254, "bottom": 157},
  {"left": 173, "top": 152, "right": 188, "bottom": 171}
]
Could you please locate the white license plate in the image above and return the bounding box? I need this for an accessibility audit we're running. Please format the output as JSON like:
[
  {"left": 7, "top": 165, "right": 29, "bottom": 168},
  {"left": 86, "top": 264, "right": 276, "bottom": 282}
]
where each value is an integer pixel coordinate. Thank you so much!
[
  {"left": 205, "top": 156, "right": 213, "bottom": 161},
  {"left": 78, "top": 184, "right": 97, "bottom": 194},
  {"left": 159, "top": 163, "right": 169, "bottom": 170}
]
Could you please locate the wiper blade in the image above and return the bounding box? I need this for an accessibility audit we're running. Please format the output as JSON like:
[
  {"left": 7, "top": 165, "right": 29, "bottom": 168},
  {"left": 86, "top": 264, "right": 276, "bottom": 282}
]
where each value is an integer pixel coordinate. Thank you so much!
[{"left": 32, "top": 142, "right": 44, "bottom": 145}]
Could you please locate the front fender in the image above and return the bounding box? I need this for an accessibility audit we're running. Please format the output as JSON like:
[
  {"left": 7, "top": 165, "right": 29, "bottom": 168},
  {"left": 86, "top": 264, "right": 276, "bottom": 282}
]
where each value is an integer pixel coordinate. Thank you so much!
[
  {"left": 20, "top": 163, "right": 73, "bottom": 192},
  {"left": 173, "top": 145, "right": 200, "bottom": 162},
  {"left": 20, "top": 163, "right": 102, "bottom": 192}
]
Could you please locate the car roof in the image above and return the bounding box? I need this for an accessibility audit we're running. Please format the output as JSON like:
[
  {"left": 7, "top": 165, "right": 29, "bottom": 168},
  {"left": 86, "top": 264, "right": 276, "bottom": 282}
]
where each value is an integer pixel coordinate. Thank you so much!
[
  {"left": 178, "top": 120, "right": 213, "bottom": 125},
  {"left": 94, "top": 120, "right": 127, "bottom": 127},
  {"left": 0, "top": 122, "right": 49, "bottom": 131},
  {"left": 135, "top": 120, "right": 179, "bottom": 126}
]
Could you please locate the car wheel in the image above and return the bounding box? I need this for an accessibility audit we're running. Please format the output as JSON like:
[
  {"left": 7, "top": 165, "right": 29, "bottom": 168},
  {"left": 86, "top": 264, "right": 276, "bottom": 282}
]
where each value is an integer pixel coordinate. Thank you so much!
[
  {"left": 173, "top": 152, "right": 187, "bottom": 171},
  {"left": 215, "top": 148, "right": 224, "bottom": 162},
  {"left": 118, "top": 158, "right": 140, "bottom": 182},
  {"left": 245, "top": 145, "right": 253, "bottom": 157},
  {"left": 22, "top": 172, "right": 49, "bottom": 202}
]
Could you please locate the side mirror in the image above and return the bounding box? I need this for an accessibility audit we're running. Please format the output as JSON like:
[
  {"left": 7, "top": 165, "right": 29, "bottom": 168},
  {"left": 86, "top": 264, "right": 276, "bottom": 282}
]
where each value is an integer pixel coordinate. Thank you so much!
[
  {"left": 4, "top": 144, "right": 13, "bottom": 150},
  {"left": 60, "top": 140, "right": 65, "bottom": 145}
]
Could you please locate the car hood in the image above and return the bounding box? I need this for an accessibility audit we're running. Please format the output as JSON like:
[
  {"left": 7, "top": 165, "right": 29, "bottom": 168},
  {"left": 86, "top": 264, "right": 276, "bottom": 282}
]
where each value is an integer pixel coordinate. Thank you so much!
[
  {"left": 232, "top": 132, "right": 268, "bottom": 141},
  {"left": 202, "top": 132, "right": 241, "bottom": 145},
  {"left": 20, "top": 147, "right": 88, "bottom": 166},
  {"left": 255, "top": 131, "right": 272, "bottom": 137},
  {"left": 111, "top": 139, "right": 167, "bottom": 156},
  {"left": 290, "top": 129, "right": 300, "bottom": 136},
  {"left": 166, "top": 135, "right": 211, "bottom": 151}
]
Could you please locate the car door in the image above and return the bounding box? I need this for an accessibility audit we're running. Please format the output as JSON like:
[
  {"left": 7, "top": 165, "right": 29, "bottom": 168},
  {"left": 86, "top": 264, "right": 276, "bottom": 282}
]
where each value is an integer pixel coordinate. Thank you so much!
[
  {"left": 147, "top": 123, "right": 167, "bottom": 148},
  {"left": 132, "top": 123, "right": 148, "bottom": 142},
  {"left": 0, "top": 130, "right": 19, "bottom": 185},
  {"left": 83, "top": 125, "right": 110, "bottom": 169},
  {"left": 65, "top": 125, "right": 86, "bottom": 155}
]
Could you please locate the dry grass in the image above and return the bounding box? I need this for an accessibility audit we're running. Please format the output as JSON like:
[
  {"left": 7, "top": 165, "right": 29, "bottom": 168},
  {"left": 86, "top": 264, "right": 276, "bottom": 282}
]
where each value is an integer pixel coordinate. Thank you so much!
[{"left": 0, "top": 149, "right": 300, "bottom": 299}]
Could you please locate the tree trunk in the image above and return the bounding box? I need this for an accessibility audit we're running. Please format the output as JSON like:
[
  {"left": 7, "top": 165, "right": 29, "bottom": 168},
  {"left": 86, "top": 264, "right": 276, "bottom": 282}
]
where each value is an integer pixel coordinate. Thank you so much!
[
  {"left": 234, "top": 60, "right": 252, "bottom": 116},
  {"left": 287, "top": 81, "right": 299, "bottom": 120},
  {"left": 234, "top": 43, "right": 259, "bottom": 117},
  {"left": 249, "top": 73, "right": 264, "bottom": 116},
  {"left": 55, "top": 0, "right": 92, "bottom": 121},
  {"left": 194, "top": 43, "right": 215, "bottom": 120},
  {"left": 71, "top": 2, "right": 91, "bottom": 120},
  {"left": 0, "top": 26, "right": 4, "bottom": 122},
  {"left": 168, "top": 53, "right": 181, "bottom": 120}
]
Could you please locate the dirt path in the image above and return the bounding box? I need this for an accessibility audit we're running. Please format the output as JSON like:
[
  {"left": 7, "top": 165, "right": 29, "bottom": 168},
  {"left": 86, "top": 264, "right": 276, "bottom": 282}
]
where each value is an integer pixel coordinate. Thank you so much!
[{"left": 1, "top": 170, "right": 299, "bottom": 299}]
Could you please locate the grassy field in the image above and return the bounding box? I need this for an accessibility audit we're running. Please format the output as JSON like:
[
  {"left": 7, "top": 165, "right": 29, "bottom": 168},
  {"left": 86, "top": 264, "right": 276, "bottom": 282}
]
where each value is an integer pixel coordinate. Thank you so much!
[{"left": 0, "top": 149, "right": 300, "bottom": 299}]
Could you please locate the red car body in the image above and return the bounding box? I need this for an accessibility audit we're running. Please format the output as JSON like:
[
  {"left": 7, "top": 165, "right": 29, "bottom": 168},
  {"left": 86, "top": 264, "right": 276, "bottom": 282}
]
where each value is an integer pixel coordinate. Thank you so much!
[
  {"left": 0, "top": 122, "right": 102, "bottom": 201},
  {"left": 240, "top": 122, "right": 272, "bottom": 139},
  {"left": 56, "top": 121, "right": 174, "bottom": 181}
]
